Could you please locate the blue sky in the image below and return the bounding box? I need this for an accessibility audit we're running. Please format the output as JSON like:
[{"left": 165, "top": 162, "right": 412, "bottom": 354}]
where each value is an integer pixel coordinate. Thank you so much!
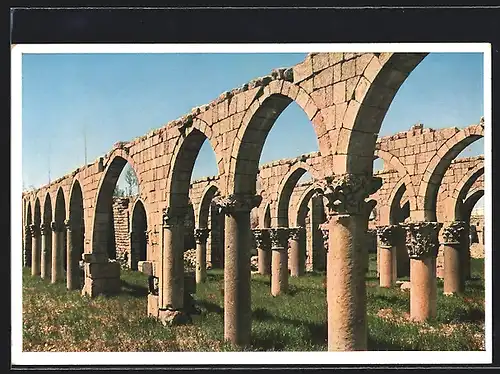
[{"left": 21, "top": 52, "right": 484, "bottom": 207}]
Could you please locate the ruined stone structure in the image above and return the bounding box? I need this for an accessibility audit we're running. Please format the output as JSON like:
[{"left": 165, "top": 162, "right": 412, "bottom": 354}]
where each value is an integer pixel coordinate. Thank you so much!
[{"left": 22, "top": 52, "right": 485, "bottom": 351}]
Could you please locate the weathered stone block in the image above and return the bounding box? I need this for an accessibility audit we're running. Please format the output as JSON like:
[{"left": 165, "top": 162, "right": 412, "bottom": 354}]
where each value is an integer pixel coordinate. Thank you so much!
[{"left": 148, "top": 294, "right": 159, "bottom": 318}]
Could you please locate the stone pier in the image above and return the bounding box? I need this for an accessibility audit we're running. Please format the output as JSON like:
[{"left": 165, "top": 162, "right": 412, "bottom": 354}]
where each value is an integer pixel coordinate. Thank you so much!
[
  {"left": 376, "top": 225, "right": 400, "bottom": 288},
  {"left": 40, "top": 223, "right": 51, "bottom": 280},
  {"left": 402, "top": 221, "right": 442, "bottom": 322},
  {"left": 29, "top": 224, "right": 41, "bottom": 276},
  {"left": 252, "top": 228, "right": 271, "bottom": 275},
  {"left": 50, "top": 221, "right": 64, "bottom": 283},
  {"left": 215, "top": 193, "right": 262, "bottom": 347},
  {"left": 321, "top": 174, "right": 382, "bottom": 351},
  {"left": 442, "top": 221, "right": 467, "bottom": 295},
  {"left": 269, "top": 227, "right": 290, "bottom": 296},
  {"left": 194, "top": 228, "right": 210, "bottom": 284},
  {"left": 288, "top": 226, "right": 305, "bottom": 277}
]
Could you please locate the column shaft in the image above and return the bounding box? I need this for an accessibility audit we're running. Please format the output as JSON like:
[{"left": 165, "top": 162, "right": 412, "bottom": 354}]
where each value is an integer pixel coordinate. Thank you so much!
[
  {"left": 224, "top": 211, "right": 252, "bottom": 346},
  {"left": 31, "top": 230, "right": 40, "bottom": 276},
  {"left": 271, "top": 248, "right": 288, "bottom": 296},
  {"left": 161, "top": 222, "right": 184, "bottom": 310},
  {"left": 257, "top": 247, "right": 271, "bottom": 275},
  {"left": 379, "top": 246, "right": 396, "bottom": 288},
  {"left": 443, "top": 243, "right": 463, "bottom": 294},
  {"left": 51, "top": 227, "right": 62, "bottom": 283},
  {"left": 327, "top": 215, "right": 366, "bottom": 351},
  {"left": 410, "top": 256, "right": 437, "bottom": 321},
  {"left": 196, "top": 241, "right": 207, "bottom": 284},
  {"left": 40, "top": 227, "right": 51, "bottom": 280},
  {"left": 66, "top": 223, "right": 79, "bottom": 290}
]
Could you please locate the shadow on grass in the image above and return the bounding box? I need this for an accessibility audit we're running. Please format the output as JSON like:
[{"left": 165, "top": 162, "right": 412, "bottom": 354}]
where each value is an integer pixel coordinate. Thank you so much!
[
  {"left": 196, "top": 299, "right": 224, "bottom": 316},
  {"left": 120, "top": 280, "right": 148, "bottom": 298},
  {"left": 251, "top": 307, "right": 327, "bottom": 349}
]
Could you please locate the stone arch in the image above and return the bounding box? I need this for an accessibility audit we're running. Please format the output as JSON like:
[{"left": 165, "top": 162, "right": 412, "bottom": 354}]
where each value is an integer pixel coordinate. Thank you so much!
[
  {"left": 166, "top": 123, "right": 219, "bottom": 213},
  {"left": 258, "top": 201, "right": 272, "bottom": 228},
  {"left": 43, "top": 192, "right": 52, "bottom": 226},
  {"left": 374, "top": 149, "right": 416, "bottom": 201},
  {"left": 103, "top": 148, "right": 143, "bottom": 197},
  {"left": 54, "top": 187, "right": 67, "bottom": 271},
  {"left": 336, "top": 53, "right": 429, "bottom": 175},
  {"left": 229, "top": 82, "right": 326, "bottom": 195},
  {"left": 451, "top": 163, "right": 484, "bottom": 221},
  {"left": 68, "top": 178, "right": 85, "bottom": 288},
  {"left": 461, "top": 189, "right": 484, "bottom": 223},
  {"left": 130, "top": 198, "right": 148, "bottom": 269},
  {"left": 34, "top": 197, "right": 41, "bottom": 227},
  {"left": 387, "top": 178, "right": 410, "bottom": 225},
  {"left": 275, "top": 162, "right": 317, "bottom": 227},
  {"left": 92, "top": 153, "right": 142, "bottom": 256},
  {"left": 294, "top": 184, "right": 323, "bottom": 228},
  {"left": 197, "top": 183, "right": 220, "bottom": 229},
  {"left": 24, "top": 200, "right": 33, "bottom": 267},
  {"left": 418, "top": 125, "right": 484, "bottom": 221}
]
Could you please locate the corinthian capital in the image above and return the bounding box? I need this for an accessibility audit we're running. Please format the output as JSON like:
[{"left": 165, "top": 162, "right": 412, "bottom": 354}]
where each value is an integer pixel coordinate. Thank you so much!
[
  {"left": 402, "top": 221, "right": 442, "bottom": 259},
  {"left": 376, "top": 225, "right": 401, "bottom": 248},
  {"left": 29, "top": 223, "right": 40, "bottom": 237},
  {"left": 64, "top": 219, "right": 71, "bottom": 231},
  {"left": 319, "top": 223, "right": 329, "bottom": 252},
  {"left": 214, "top": 194, "right": 262, "bottom": 216},
  {"left": 162, "top": 206, "right": 185, "bottom": 228},
  {"left": 288, "top": 226, "right": 305, "bottom": 241},
  {"left": 318, "top": 174, "right": 382, "bottom": 216},
  {"left": 442, "top": 221, "right": 466, "bottom": 245},
  {"left": 40, "top": 223, "right": 49, "bottom": 235},
  {"left": 269, "top": 227, "right": 289, "bottom": 249},
  {"left": 194, "top": 228, "right": 210, "bottom": 244},
  {"left": 252, "top": 228, "right": 271, "bottom": 250}
]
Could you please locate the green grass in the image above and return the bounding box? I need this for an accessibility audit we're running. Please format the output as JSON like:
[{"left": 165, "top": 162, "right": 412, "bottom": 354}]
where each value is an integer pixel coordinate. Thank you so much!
[{"left": 22, "top": 255, "right": 485, "bottom": 352}]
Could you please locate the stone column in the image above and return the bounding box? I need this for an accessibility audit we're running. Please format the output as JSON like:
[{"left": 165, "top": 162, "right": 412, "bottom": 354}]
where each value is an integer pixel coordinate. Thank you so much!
[
  {"left": 50, "top": 221, "right": 63, "bottom": 283},
  {"left": 319, "top": 174, "right": 382, "bottom": 351},
  {"left": 311, "top": 196, "right": 326, "bottom": 271},
  {"left": 40, "top": 223, "right": 51, "bottom": 280},
  {"left": 288, "top": 227, "right": 305, "bottom": 277},
  {"left": 159, "top": 207, "right": 185, "bottom": 314},
  {"left": 29, "top": 224, "right": 41, "bottom": 276},
  {"left": 215, "top": 193, "right": 262, "bottom": 346},
  {"left": 24, "top": 224, "right": 32, "bottom": 268},
  {"left": 376, "top": 225, "right": 400, "bottom": 288},
  {"left": 65, "top": 219, "right": 79, "bottom": 290},
  {"left": 194, "top": 228, "right": 210, "bottom": 284},
  {"left": 442, "top": 221, "right": 467, "bottom": 295},
  {"left": 402, "top": 221, "right": 442, "bottom": 322},
  {"left": 269, "top": 227, "right": 290, "bottom": 296},
  {"left": 462, "top": 222, "right": 472, "bottom": 280},
  {"left": 252, "top": 228, "right": 271, "bottom": 275}
]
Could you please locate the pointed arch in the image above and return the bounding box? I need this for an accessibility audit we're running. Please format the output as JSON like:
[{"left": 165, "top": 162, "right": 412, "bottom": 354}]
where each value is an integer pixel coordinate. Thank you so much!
[
  {"left": 54, "top": 187, "right": 66, "bottom": 224},
  {"left": 43, "top": 192, "right": 52, "bottom": 225},
  {"left": 461, "top": 189, "right": 484, "bottom": 222},
  {"left": 68, "top": 178, "right": 85, "bottom": 287},
  {"left": 258, "top": 201, "right": 272, "bottom": 228},
  {"left": 130, "top": 198, "right": 148, "bottom": 269},
  {"left": 337, "top": 53, "right": 428, "bottom": 175},
  {"left": 387, "top": 178, "right": 409, "bottom": 225},
  {"left": 418, "top": 124, "right": 484, "bottom": 221},
  {"left": 92, "top": 153, "right": 141, "bottom": 255},
  {"left": 374, "top": 149, "right": 416, "bottom": 202},
  {"left": 451, "top": 162, "right": 484, "bottom": 221},
  {"left": 197, "top": 183, "right": 220, "bottom": 229},
  {"left": 275, "top": 162, "right": 316, "bottom": 227},
  {"left": 166, "top": 123, "right": 219, "bottom": 214},
  {"left": 293, "top": 184, "right": 323, "bottom": 228},
  {"left": 229, "top": 81, "right": 327, "bottom": 195}
]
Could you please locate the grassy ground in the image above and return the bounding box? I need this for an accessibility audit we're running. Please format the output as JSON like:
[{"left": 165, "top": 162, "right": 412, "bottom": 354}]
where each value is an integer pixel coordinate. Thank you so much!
[{"left": 22, "top": 255, "right": 485, "bottom": 352}]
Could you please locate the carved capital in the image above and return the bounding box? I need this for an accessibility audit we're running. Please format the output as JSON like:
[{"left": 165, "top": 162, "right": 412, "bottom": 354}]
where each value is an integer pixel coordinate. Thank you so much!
[
  {"left": 40, "top": 223, "right": 49, "bottom": 235},
  {"left": 442, "top": 221, "right": 467, "bottom": 245},
  {"left": 288, "top": 226, "right": 305, "bottom": 241},
  {"left": 50, "top": 220, "right": 63, "bottom": 233},
  {"left": 214, "top": 194, "right": 262, "bottom": 215},
  {"left": 29, "top": 223, "right": 40, "bottom": 237},
  {"left": 402, "top": 221, "right": 442, "bottom": 259},
  {"left": 162, "top": 207, "right": 185, "bottom": 228},
  {"left": 318, "top": 174, "right": 382, "bottom": 216},
  {"left": 64, "top": 219, "right": 71, "bottom": 231},
  {"left": 269, "top": 227, "right": 289, "bottom": 249},
  {"left": 376, "top": 225, "right": 401, "bottom": 248},
  {"left": 252, "top": 228, "right": 271, "bottom": 250},
  {"left": 194, "top": 228, "right": 210, "bottom": 244}
]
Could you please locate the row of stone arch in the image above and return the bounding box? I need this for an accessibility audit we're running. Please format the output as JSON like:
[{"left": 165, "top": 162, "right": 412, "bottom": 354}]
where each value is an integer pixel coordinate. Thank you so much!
[{"left": 22, "top": 52, "right": 485, "bottom": 351}]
